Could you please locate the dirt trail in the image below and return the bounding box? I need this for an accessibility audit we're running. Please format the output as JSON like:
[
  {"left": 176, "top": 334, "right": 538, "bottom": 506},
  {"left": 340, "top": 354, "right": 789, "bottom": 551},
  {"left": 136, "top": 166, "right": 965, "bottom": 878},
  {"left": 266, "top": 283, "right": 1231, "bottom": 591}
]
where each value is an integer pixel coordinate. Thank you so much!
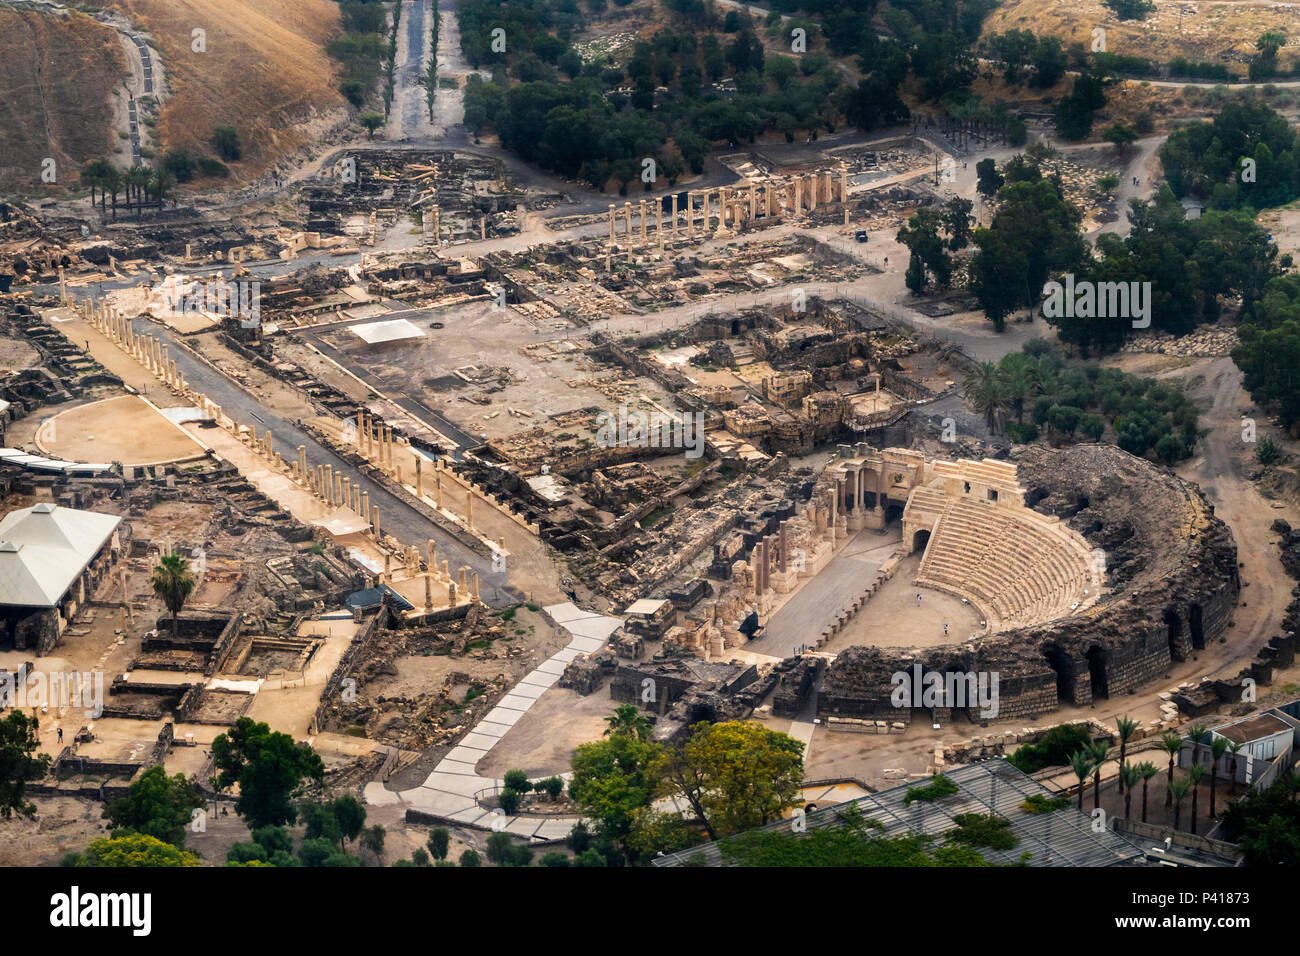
[{"left": 1171, "top": 357, "right": 1295, "bottom": 681}]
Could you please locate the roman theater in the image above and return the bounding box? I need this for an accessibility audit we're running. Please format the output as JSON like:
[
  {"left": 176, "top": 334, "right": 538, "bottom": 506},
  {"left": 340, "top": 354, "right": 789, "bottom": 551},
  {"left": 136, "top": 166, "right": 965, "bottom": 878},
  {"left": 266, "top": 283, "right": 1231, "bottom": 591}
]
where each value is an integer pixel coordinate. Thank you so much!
[{"left": 766, "top": 442, "right": 1240, "bottom": 727}]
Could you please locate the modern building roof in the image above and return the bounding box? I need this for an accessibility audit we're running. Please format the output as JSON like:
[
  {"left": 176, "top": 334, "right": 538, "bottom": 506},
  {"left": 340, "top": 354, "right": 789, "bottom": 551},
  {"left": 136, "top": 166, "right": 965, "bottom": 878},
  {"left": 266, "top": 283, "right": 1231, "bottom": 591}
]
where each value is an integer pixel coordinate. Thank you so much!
[
  {"left": 653, "top": 761, "right": 1147, "bottom": 868},
  {"left": 349, "top": 317, "right": 425, "bottom": 345},
  {"left": 0, "top": 504, "right": 122, "bottom": 607},
  {"left": 1212, "top": 712, "right": 1292, "bottom": 745}
]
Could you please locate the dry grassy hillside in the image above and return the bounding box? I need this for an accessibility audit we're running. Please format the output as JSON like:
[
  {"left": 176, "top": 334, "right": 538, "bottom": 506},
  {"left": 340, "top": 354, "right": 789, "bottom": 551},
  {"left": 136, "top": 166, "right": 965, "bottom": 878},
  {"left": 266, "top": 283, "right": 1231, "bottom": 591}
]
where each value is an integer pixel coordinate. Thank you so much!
[
  {"left": 88, "top": 0, "right": 346, "bottom": 178},
  {"left": 983, "top": 0, "right": 1299, "bottom": 76},
  {"left": 0, "top": 8, "right": 125, "bottom": 195}
]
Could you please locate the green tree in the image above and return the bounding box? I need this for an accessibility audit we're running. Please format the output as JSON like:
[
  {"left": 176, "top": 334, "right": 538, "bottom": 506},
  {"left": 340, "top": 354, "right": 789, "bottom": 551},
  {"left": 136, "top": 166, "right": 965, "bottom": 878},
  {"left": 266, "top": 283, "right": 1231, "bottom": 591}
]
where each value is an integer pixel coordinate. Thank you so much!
[
  {"left": 360, "top": 113, "right": 385, "bottom": 139},
  {"left": 459, "top": 848, "right": 482, "bottom": 867},
  {"left": 151, "top": 553, "right": 196, "bottom": 638},
  {"left": 103, "top": 765, "right": 204, "bottom": 847},
  {"left": 427, "top": 827, "right": 450, "bottom": 860},
  {"left": 1137, "top": 762, "right": 1159, "bottom": 822},
  {"left": 568, "top": 732, "right": 662, "bottom": 852},
  {"left": 211, "top": 717, "right": 324, "bottom": 829},
  {"left": 963, "top": 362, "right": 1007, "bottom": 433},
  {"left": 361, "top": 823, "right": 386, "bottom": 864},
  {"left": 0, "top": 711, "right": 49, "bottom": 819},
  {"left": 1115, "top": 715, "right": 1138, "bottom": 792},
  {"left": 1170, "top": 776, "right": 1191, "bottom": 831},
  {"left": 1160, "top": 730, "right": 1183, "bottom": 807},
  {"left": 1068, "top": 748, "right": 1093, "bottom": 811},
  {"left": 66, "top": 832, "right": 200, "bottom": 867},
  {"left": 604, "top": 704, "right": 653, "bottom": 741},
  {"left": 1208, "top": 736, "right": 1229, "bottom": 819},
  {"left": 211, "top": 125, "right": 242, "bottom": 161},
  {"left": 660, "top": 721, "right": 804, "bottom": 841}
]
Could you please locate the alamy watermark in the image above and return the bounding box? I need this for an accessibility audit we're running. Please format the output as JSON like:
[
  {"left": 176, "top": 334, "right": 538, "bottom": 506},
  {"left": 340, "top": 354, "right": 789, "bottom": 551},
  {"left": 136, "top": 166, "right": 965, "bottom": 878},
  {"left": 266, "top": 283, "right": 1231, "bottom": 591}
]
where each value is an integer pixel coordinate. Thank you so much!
[
  {"left": 1, "top": 666, "right": 105, "bottom": 719},
  {"left": 1042, "top": 274, "right": 1151, "bottom": 329},
  {"left": 890, "top": 663, "right": 1000, "bottom": 718},
  {"left": 594, "top": 405, "right": 705, "bottom": 459},
  {"left": 154, "top": 276, "right": 261, "bottom": 328}
]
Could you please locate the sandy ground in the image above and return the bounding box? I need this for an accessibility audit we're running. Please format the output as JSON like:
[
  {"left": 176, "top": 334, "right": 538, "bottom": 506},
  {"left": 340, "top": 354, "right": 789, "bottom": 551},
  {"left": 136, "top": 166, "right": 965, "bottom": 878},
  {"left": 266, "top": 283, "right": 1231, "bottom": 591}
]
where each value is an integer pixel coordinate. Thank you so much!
[
  {"left": 38, "top": 394, "right": 207, "bottom": 466},
  {"left": 822, "top": 553, "right": 983, "bottom": 654}
]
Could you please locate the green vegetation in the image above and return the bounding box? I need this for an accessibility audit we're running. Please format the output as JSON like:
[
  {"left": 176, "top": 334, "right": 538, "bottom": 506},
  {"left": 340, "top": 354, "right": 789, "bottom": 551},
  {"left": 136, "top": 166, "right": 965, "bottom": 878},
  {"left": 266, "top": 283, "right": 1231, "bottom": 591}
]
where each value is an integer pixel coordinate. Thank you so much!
[
  {"left": 63, "top": 833, "right": 200, "bottom": 867},
  {"left": 1008, "top": 724, "right": 1094, "bottom": 774},
  {"left": 964, "top": 340, "right": 1200, "bottom": 461},
  {"left": 103, "top": 766, "right": 205, "bottom": 848},
  {"left": 1020, "top": 793, "right": 1071, "bottom": 814},
  {"left": 1046, "top": 186, "right": 1277, "bottom": 352},
  {"left": 329, "top": 2, "right": 390, "bottom": 108},
  {"left": 457, "top": 0, "right": 1000, "bottom": 191},
  {"left": 903, "top": 774, "right": 959, "bottom": 805},
  {"left": 211, "top": 717, "right": 325, "bottom": 829},
  {"left": 1101, "top": 0, "right": 1156, "bottom": 21},
  {"left": 0, "top": 711, "right": 49, "bottom": 820},
  {"left": 1219, "top": 772, "right": 1300, "bottom": 864},
  {"left": 717, "top": 805, "right": 994, "bottom": 866},
  {"left": 1161, "top": 102, "right": 1300, "bottom": 210},
  {"left": 210, "top": 125, "right": 241, "bottom": 162},
  {"left": 151, "top": 553, "right": 196, "bottom": 638},
  {"left": 948, "top": 812, "right": 1019, "bottom": 850},
  {"left": 1235, "top": 273, "right": 1300, "bottom": 430},
  {"left": 971, "top": 166, "right": 1087, "bottom": 331}
]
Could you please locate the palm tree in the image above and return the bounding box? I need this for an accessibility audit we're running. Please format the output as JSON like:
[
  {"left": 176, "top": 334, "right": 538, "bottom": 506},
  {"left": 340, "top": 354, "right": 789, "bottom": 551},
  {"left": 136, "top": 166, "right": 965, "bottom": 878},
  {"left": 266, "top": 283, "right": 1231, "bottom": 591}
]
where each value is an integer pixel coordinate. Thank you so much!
[
  {"left": 1227, "top": 741, "right": 1243, "bottom": 795},
  {"left": 1089, "top": 739, "right": 1108, "bottom": 811},
  {"left": 1069, "top": 748, "right": 1094, "bottom": 811},
  {"left": 962, "top": 362, "right": 1006, "bottom": 434},
  {"left": 1137, "top": 762, "right": 1159, "bottom": 823},
  {"left": 127, "top": 166, "right": 150, "bottom": 217},
  {"left": 1187, "top": 764, "right": 1206, "bottom": 835},
  {"left": 150, "top": 553, "right": 196, "bottom": 638},
  {"left": 1208, "top": 736, "right": 1229, "bottom": 819},
  {"left": 149, "top": 165, "right": 174, "bottom": 211},
  {"left": 1160, "top": 730, "right": 1183, "bottom": 806},
  {"left": 997, "top": 354, "right": 1034, "bottom": 423},
  {"left": 1119, "top": 763, "right": 1140, "bottom": 818},
  {"left": 1115, "top": 715, "right": 1138, "bottom": 792},
  {"left": 1170, "top": 777, "right": 1191, "bottom": 831},
  {"left": 1257, "top": 30, "right": 1287, "bottom": 62},
  {"left": 603, "top": 703, "right": 651, "bottom": 741},
  {"left": 80, "top": 157, "right": 111, "bottom": 208},
  {"left": 102, "top": 165, "right": 123, "bottom": 221},
  {"left": 1186, "top": 723, "right": 1209, "bottom": 766}
]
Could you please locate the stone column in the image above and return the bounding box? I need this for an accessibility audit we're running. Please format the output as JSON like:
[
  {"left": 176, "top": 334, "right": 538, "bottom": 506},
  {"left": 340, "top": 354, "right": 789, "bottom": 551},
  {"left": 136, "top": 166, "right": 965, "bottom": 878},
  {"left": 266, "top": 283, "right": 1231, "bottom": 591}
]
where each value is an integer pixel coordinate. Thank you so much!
[
  {"left": 609, "top": 204, "right": 616, "bottom": 243},
  {"left": 371, "top": 504, "right": 380, "bottom": 540},
  {"left": 749, "top": 182, "right": 756, "bottom": 220},
  {"left": 316, "top": 465, "right": 325, "bottom": 498},
  {"left": 779, "top": 520, "right": 789, "bottom": 573},
  {"left": 471, "top": 572, "right": 480, "bottom": 601},
  {"left": 457, "top": 566, "right": 468, "bottom": 594},
  {"left": 686, "top": 191, "right": 695, "bottom": 237},
  {"left": 427, "top": 538, "right": 436, "bottom": 573},
  {"left": 343, "top": 476, "right": 352, "bottom": 510},
  {"left": 361, "top": 491, "right": 369, "bottom": 521},
  {"left": 671, "top": 194, "right": 678, "bottom": 236},
  {"left": 435, "top": 473, "right": 443, "bottom": 509},
  {"left": 263, "top": 430, "right": 273, "bottom": 461},
  {"left": 753, "top": 542, "right": 766, "bottom": 595},
  {"left": 298, "top": 446, "right": 308, "bottom": 484},
  {"left": 424, "top": 572, "right": 433, "bottom": 610},
  {"left": 465, "top": 490, "right": 474, "bottom": 530},
  {"left": 352, "top": 484, "right": 361, "bottom": 514},
  {"left": 657, "top": 200, "right": 664, "bottom": 250},
  {"left": 334, "top": 472, "right": 343, "bottom": 507},
  {"left": 623, "top": 201, "right": 632, "bottom": 238},
  {"left": 324, "top": 465, "right": 333, "bottom": 502},
  {"left": 415, "top": 456, "right": 423, "bottom": 499},
  {"left": 639, "top": 199, "right": 648, "bottom": 242}
]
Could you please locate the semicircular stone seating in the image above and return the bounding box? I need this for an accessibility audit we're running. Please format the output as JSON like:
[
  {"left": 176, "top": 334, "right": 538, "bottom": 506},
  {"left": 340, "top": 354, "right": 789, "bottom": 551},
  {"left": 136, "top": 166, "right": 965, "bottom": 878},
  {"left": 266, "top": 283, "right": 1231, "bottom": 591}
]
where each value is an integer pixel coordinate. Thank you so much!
[{"left": 912, "top": 493, "right": 1101, "bottom": 631}]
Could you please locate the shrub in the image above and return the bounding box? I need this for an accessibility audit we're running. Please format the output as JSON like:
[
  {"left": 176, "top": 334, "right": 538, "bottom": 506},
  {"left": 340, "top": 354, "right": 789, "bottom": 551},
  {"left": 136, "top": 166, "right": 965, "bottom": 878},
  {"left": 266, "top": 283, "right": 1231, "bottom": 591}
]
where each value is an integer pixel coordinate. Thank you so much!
[{"left": 1257, "top": 436, "right": 1281, "bottom": 465}]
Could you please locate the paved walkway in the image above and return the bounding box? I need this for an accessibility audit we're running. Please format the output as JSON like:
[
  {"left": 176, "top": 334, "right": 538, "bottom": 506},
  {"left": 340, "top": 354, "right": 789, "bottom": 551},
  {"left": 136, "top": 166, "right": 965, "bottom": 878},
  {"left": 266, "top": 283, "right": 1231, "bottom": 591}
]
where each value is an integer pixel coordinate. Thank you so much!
[{"left": 366, "top": 602, "right": 621, "bottom": 840}]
